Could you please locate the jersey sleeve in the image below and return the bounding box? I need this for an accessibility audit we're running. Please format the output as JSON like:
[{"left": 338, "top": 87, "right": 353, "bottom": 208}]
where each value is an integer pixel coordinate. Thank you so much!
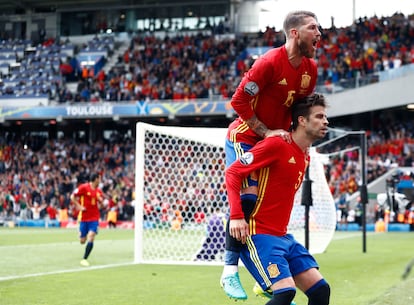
[
  {"left": 230, "top": 55, "right": 276, "bottom": 121},
  {"left": 73, "top": 184, "right": 84, "bottom": 196}
]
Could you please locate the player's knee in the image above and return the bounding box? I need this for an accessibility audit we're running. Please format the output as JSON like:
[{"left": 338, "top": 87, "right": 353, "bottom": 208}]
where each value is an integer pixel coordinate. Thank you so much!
[
  {"left": 87, "top": 232, "right": 96, "bottom": 240},
  {"left": 80, "top": 238, "right": 86, "bottom": 244},
  {"left": 306, "top": 279, "right": 330, "bottom": 305},
  {"left": 266, "top": 288, "right": 296, "bottom": 305}
]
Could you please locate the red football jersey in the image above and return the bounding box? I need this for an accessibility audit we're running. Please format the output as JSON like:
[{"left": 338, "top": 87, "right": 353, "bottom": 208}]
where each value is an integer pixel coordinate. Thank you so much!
[
  {"left": 74, "top": 182, "right": 103, "bottom": 222},
  {"left": 228, "top": 46, "right": 317, "bottom": 146},
  {"left": 225, "top": 136, "right": 309, "bottom": 236}
]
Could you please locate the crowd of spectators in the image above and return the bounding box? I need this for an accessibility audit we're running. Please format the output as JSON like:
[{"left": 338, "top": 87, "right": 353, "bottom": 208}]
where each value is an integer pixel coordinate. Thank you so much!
[
  {"left": 1, "top": 116, "right": 414, "bottom": 227},
  {"left": 2, "top": 11, "right": 413, "bottom": 103},
  {"left": 320, "top": 120, "right": 414, "bottom": 224},
  {"left": 317, "top": 13, "right": 414, "bottom": 87},
  {"left": 58, "top": 33, "right": 243, "bottom": 103},
  {"left": 1, "top": 11, "right": 414, "bottom": 227},
  {"left": 59, "top": 11, "right": 414, "bottom": 103},
  {"left": 0, "top": 133, "right": 135, "bottom": 225}
]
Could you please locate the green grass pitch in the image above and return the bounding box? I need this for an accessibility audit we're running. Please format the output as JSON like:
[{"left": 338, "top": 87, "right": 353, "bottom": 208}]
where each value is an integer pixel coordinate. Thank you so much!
[{"left": 0, "top": 227, "right": 413, "bottom": 305}]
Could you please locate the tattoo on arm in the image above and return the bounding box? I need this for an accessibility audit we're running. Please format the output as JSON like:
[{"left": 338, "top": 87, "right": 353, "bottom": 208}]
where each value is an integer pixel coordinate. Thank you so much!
[{"left": 246, "top": 115, "right": 268, "bottom": 138}]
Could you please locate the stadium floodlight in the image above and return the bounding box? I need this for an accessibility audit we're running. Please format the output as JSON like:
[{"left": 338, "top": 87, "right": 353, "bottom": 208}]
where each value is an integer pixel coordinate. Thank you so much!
[{"left": 134, "top": 122, "right": 336, "bottom": 265}]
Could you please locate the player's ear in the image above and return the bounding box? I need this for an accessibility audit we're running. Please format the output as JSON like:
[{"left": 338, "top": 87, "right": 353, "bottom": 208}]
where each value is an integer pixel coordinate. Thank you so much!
[{"left": 298, "top": 115, "right": 306, "bottom": 126}]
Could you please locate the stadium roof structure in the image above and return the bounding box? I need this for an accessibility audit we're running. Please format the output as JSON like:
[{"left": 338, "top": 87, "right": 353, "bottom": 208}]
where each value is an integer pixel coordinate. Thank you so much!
[{"left": 0, "top": 0, "right": 229, "bottom": 13}]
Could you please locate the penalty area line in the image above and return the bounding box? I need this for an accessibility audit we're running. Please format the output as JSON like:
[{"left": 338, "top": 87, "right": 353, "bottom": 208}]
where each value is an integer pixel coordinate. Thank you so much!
[{"left": 0, "top": 261, "right": 135, "bottom": 282}]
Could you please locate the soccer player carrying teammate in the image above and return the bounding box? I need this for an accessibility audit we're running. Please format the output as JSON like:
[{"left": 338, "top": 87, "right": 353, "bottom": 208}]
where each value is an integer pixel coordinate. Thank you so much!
[
  {"left": 226, "top": 93, "right": 330, "bottom": 305},
  {"left": 221, "top": 10, "right": 321, "bottom": 300},
  {"left": 70, "top": 173, "right": 104, "bottom": 267}
]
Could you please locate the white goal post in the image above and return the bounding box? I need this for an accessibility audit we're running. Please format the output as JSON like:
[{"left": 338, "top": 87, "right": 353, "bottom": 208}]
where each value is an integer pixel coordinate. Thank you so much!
[{"left": 134, "top": 122, "right": 336, "bottom": 265}]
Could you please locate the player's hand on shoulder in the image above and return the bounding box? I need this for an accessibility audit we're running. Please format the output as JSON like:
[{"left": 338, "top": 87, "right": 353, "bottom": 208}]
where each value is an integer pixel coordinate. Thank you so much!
[{"left": 265, "top": 129, "right": 291, "bottom": 143}]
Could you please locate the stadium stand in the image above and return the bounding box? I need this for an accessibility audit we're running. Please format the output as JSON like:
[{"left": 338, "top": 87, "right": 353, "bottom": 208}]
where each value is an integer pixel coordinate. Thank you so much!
[
  {"left": 54, "top": 13, "right": 414, "bottom": 103},
  {"left": 0, "top": 1, "right": 414, "bottom": 231},
  {"left": 1, "top": 10, "right": 413, "bottom": 105}
]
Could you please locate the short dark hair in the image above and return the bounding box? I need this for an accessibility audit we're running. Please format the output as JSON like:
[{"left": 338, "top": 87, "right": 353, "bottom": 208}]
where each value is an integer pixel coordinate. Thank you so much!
[
  {"left": 283, "top": 11, "right": 318, "bottom": 37},
  {"left": 291, "top": 93, "right": 326, "bottom": 130},
  {"left": 89, "top": 173, "right": 100, "bottom": 182}
]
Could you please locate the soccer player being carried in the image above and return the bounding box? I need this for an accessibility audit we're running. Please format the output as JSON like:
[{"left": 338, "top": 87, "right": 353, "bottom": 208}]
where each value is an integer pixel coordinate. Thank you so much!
[
  {"left": 221, "top": 10, "right": 322, "bottom": 300},
  {"left": 70, "top": 172, "right": 104, "bottom": 267},
  {"left": 226, "top": 93, "right": 331, "bottom": 305}
]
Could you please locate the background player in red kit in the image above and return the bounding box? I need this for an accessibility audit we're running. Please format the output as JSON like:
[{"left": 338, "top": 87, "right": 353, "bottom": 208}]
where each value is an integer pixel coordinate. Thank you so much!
[
  {"left": 226, "top": 93, "right": 330, "bottom": 305},
  {"left": 221, "top": 10, "right": 322, "bottom": 300},
  {"left": 70, "top": 172, "right": 104, "bottom": 267}
]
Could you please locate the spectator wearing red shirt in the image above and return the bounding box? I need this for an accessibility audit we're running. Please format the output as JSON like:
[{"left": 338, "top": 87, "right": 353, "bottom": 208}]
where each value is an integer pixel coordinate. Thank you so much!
[{"left": 46, "top": 203, "right": 58, "bottom": 220}]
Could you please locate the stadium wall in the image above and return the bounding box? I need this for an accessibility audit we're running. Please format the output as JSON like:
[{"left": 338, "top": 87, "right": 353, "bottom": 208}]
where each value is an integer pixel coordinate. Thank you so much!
[
  {"left": 327, "top": 65, "right": 414, "bottom": 118},
  {"left": 0, "top": 13, "right": 57, "bottom": 42}
]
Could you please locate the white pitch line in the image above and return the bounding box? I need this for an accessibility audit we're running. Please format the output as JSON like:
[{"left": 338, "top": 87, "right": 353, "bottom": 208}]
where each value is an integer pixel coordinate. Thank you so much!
[
  {"left": 333, "top": 231, "right": 375, "bottom": 240},
  {"left": 0, "top": 231, "right": 370, "bottom": 282},
  {"left": 0, "top": 239, "right": 131, "bottom": 249},
  {"left": 0, "top": 261, "right": 135, "bottom": 282}
]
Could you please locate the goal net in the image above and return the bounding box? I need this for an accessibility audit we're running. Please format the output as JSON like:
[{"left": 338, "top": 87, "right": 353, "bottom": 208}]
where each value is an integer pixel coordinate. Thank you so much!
[{"left": 134, "top": 122, "right": 336, "bottom": 265}]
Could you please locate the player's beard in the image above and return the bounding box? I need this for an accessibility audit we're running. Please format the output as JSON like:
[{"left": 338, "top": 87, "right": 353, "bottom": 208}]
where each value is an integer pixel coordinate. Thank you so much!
[
  {"left": 306, "top": 127, "right": 327, "bottom": 141},
  {"left": 298, "top": 39, "right": 314, "bottom": 58}
]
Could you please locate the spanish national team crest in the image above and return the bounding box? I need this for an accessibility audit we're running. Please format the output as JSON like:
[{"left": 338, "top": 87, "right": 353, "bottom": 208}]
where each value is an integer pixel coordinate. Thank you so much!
[
  {"left": 300, "top": 73, "right": 311, "bottom": 89},
  {"left": 267, "top": 263, "right": 280, "bottom": 278}
]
